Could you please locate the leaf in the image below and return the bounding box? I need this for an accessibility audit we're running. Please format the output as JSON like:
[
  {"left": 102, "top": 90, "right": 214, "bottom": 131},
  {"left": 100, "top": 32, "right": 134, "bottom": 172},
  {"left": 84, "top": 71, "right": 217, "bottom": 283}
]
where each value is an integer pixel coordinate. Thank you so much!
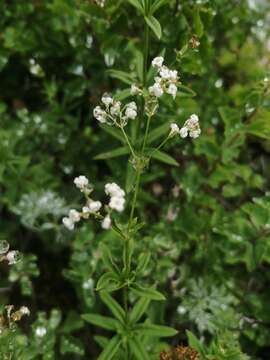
[
  {"left": 97, "top": 335, "right": 122, "bottom": 360},
  {"left": 148, "top": 123, "right": 170, "bottom": 144},
  {"left": 136, "top": 252, "right": 151, "bottom": 274},
  {"left": 186, "top": 330, "right": 205, "bottom": 355},
  {"left": 94, "top": 147, "right": 129, "bottom": 160},
  {"left": 81, "top": 314, "right": 120, "bottom": 331},
  {"left": 131, "top": 284, "right": 165, "bottom": 301},
  {"left": 99, "top": 124, "right": 125, "bottom": 143},
  {"left": 151, "top": 149, "right": 179, "bottom": 166},
  {"left": 96, "top": 272, "right": 121, "bottom": 292},
  {"left": 193, "top": 8, "right": 204, "bottom": 38},
  {"left": 150, "top": 0, "right": 170, "bottom": 15},
  {"left": 94, "top": 336, "right": 109, "bottom": 349},
  {"left": 130, "top": 297, "right": 150, "bottom": 324},
  {"left": 126, "top": 162, "right": 136, "bottom": 193},
  {"left": 135, "top": 323, "right": 178, "bottom": 337},
  {"left": 100, "top": 291, "right": 125, "bottom": 323},
  {"left": 245, "top": 110, "right": 270, "bottom": 139},
  {"left": 107, "top": 69, "right": 134, "bottom": 85},
  {"left": 177, "top": 85, "right": 196, "bottom": 97},
  {"left": 127, "top": 0, "right": 145, "bottom": 14},
  {"left": 135, "top": 50, "right": 144, "bottom": 82},
  {"left": 100, "top": 244, "right": 120, "bottom": 274},
  {"left": 144, "top": 16, "right": 162, "bottom": 39},
  {"left": 128, "top": 337, "right": 150, "bottom": 360}
]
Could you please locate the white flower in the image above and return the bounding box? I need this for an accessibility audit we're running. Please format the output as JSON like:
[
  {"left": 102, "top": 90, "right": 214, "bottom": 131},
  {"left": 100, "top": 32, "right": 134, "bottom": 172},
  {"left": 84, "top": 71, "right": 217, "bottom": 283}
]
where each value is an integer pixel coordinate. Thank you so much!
[
  {"left": 69, "top": 209, "right": 80, "bottom": 223},
  {"left": 125, "top": 102, "right": 137, "bottom": 119},
  {"left": 105, "top": 183, "right": 125, "bottom": 198},
  {"left": 167, "top": 83, "right": 177, "bottom": 99},
  {"left": 93, "top": 106, "right": 107, "bottom": 123},
  {"left": 109, "top": 196, "right": 125, "bottom": 212},
  {"left": 110, "top": 101, "right": 121, "bottom": 116},
  {"left": 62, "top": 217, "right": 74, "bottom": 230},
  {"left": 170, "top": 123, "right": 180, "bottom": 136},
  {"left": 160, "top": 66, "right": 171, "bottom": 79},
  {"left": 189, "top": 129, "right": 201, "bottom": 138},
  {"left": 6, "top": 251, "right": 20, "bottom": 265},
  {"left": 169, "top": 70, "right": 178, "bottom": 80},
  {"left": 74, "top": 175, "right": 89, "bottom": 190},
  {"left": 130, "top": 84, "right": 140, "bottom": 95},
  {"left": 179, "top": 126, "right": 188, "bottom": 138},
  {"left": 102, "top": 215, "right": 112, "bottom": 229},
  {"left": 189, "top": 114, "right": 199, "bottom": 125},
  {"left": 101, "top": 94, "right": 113, "bottom": 106},
  {"left": 149, "top": 83, "right": 164, "bottom": 97},
  {"left": 88, "top": 200, "right": 102, "bottom": 213},
  {"left": 19, "top": 306, "right": 30, "bottom": 316},
  {"left": 152, "top": 56, "right": 164, "bottom": 68},
  {"left": 35, "top": 327, "right": 47, "bottom": 337},
  {"left": 82, "top": 206, "right": 90, "bottom": 214}
]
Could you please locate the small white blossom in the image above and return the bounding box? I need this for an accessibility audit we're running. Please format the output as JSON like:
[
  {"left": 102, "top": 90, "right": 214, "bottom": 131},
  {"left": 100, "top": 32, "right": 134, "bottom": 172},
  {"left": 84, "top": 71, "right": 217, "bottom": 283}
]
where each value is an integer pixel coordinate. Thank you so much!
[
  {"left": 6, "top": 251, "right": 20, "bottom": 265},
  {"left": 69, "top": 209, "right": 80, "bottom": 223},
  {"left": 83, "top": 278, "right": 94, "bottom": 290},
  {"left": 160, "top": 66, "right": 171, "bottom": 80},
  {"left": 190, "top": 129, "right": 201, "bottom": 138},
  {"left": 110, "top": 101, "right": 121, "bottom": 116},
  {"left": 74, "top": 175, "right": 89, "bottom": 190},
  {"left": 170, "top": 123, "right": 180, "bottom": 136},
  {"left": 88, "top": 200, "right": 102, "bottom": 213},
  {"left": 179, "top": 126, "right": 188, "bottom": 138},
  {"left": 167, "top": 83, "right": 177, "bottom": 99},
  {"left": 169, "top": 70, "right": 178, "bottom": 80},
  {"left": 105, "top": 183, "right": 125, "bottom": 198},
  {"left": 152, "top": 56, "right": 164, "bottom": 68},
  {"left": 19, "top": 306, "right": 30, "bottom": 316},
  {"left": 189, "top": 114, "right": 199, "bottom": 124},
  {"left": 93, "top": 106, "right": 107, "bottom": 123},
  {"left": 125, "top": 102, "right": 137, "bottom": 119},
  {"left": 101, "top": 94, "right": 113, "bottom": 106},
  {"left": 109, "top": 196, "right": 125, "bottom": 212},
  {"left": 102, "top": 215, "right": 112, "bottom": 229},
  {"left": 62, "top": 217, "right": 74, "bottom": 230},
  {"left": 149, "top": 83, "right": 164, "bottom": 97},
  {"left": 35, "top": 327, "right": 47, "bottom": 337},
  {"left": 130, "top": 84, "right": 140, "bottom": 95}
]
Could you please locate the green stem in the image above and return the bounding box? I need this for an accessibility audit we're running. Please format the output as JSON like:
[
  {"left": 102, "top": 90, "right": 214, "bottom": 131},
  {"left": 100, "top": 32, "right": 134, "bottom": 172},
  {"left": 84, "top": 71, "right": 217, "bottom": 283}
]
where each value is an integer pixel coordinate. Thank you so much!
[
  {"left": 129, "top": 170, "right": 141, "bottom": 227},
  {"left": 149, "top": 134, "right": 170, "bottom": 159},
  {"left": 141, "top": 115, "right": 152, "bottom": 153},
  {"left": 120, "top": 126, "right": 136, "bottom": 158}
]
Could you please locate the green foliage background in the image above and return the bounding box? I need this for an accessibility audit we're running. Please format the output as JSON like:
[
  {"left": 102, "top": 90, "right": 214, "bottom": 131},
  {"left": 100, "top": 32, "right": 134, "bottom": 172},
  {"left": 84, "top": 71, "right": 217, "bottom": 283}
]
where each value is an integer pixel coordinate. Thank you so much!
[{"left": 0, "top": 0, "right": 270, "bottom": 359}]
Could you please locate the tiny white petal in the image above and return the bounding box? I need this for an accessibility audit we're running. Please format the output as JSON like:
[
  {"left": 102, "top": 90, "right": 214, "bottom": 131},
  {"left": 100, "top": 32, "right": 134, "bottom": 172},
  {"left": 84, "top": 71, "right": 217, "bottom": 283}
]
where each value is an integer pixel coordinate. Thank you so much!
[
  {"left": 102, "top": 215, "right": 112, "bottom": 229},
  {"left": 62, "top": 217, "right": 75, "bottom": 230},
  {"left": 152, "top": 56, "right": 164, "bottom": 68},
  {"left": 69, "top": 209, "right": 80, "bottom": 223},
  {"left": 179, "top": 126, "right": 188, "bottom": 138}
]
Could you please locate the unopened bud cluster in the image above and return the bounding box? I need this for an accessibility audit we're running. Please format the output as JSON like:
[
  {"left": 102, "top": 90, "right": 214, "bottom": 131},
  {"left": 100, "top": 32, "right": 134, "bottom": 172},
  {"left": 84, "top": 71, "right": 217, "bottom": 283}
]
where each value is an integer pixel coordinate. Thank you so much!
[
  {"left": 170, "top": 114, "right": 201, "bottom": 139},
  {"left": 62, "top": 176, "right": 126, "bottom": 231},
  {"left": 93, "top": 94, "right": 137, "bottom": 127}
]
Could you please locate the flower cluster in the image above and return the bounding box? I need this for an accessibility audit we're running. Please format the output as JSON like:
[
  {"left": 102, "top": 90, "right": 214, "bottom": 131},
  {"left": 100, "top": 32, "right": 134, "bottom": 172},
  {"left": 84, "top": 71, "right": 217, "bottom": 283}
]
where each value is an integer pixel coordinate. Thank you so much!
[
  {"left": 62, "top": 176, "right": 126, "bottom": 231},
  {"left": 94, "top": 0, "right": 106, "bottom": 7},
  {"left": 149, "top": 57, "right": 180, "bottom": 99},
  {"left": 93, "top": 94, "right": 138, "bottom": 127},
  {"left": 169, "top": 114, "right": 201, "bottom": 139}
]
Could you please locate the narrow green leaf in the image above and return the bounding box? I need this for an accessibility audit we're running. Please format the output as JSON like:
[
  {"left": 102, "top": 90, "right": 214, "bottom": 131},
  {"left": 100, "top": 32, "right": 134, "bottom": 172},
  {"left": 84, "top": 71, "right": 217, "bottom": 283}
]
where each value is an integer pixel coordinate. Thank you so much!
[
  {"left": 99, "top": 124, "right": 125, "bottom": 143},
  {"left": 186, "top": 330, "right": 205, "bottom": 355},
  {"left": 100, "top": 244, "right": 120, "bottom": 274},
  {"left": 136, "top": 252, "right": 151, "bottom": 274},
  {"left": 135, "top": 50, "right": 144, "bottom": 82},
  {"left": 96, "top": 272, "right": 121, "bottom": 291},
  {"left": 81, "top": 314, "right": 120, "bottom": 331},
  {"left": 126, "top": 162, "right": 136, "bottom": 193},
  {"left": 107, "top": 69, "right": 134, "bottom": 85},
  {"left": 94, "top": 336, "right": 109, "bottom": 349},
  {"left": 94, "top": 147, "right": 129, "bottom": 160},
  {"left": 100, "top": 291, "right": 125, "bottom": 323},
  {"left": 148, "top": 123, "right": 170, "bottom": 144},
  {"left": 128, "top": 337, "right": 150, "bottom": 360},
  {"left": 131, "top": 284, "right": 165, "bottom": 301},
  {"left": 193, "top": 8, "right": 204, "bottom": 38},
  {"left": 130, "top": 297, "right": 150, "bottom": 324},
  {"left": 128, "top": 0, "right": 145, "bottom": 14},
  {"left": 144, "top": 16, "right": 162, "bottom": 39},
  {"left": 136, "top": 323, "right": 178, "bottom": 337},
  {"left": 177, "top": 84, "right": 196, "bottom": 97},
  {"left": 151, "top": 149, "right": 179, "bottom": 166},
  {"left": 97, "top": 335, "right": 122, "bottom": 360},
  {"left": 150, "top": 0, "right": 169, "bottom": 15}
]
